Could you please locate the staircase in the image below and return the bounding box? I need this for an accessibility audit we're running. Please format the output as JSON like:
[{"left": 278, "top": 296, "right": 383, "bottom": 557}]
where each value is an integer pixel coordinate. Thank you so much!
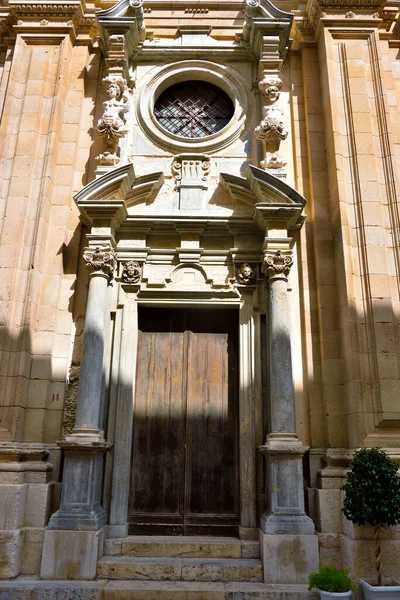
[
  {"left": 98, "top": 536, "right": 263, "bottom": 582},
  {"left": 0, "top": 539, "right": 317, "bottom": 599}
]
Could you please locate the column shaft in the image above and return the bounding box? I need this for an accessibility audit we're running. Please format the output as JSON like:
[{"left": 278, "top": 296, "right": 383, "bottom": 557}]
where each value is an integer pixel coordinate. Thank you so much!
[
  {"left": 74, "top": 272, "right": 109, "bottom": 436},
  {"left": 268, "top": 274, "right": 296, "bottom": 434}
]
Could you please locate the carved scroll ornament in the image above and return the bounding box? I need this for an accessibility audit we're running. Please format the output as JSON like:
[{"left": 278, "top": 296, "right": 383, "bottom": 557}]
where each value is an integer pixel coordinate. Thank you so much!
[
  {"left": 83, "top": 246, "right": 117, "bottom": 278},
  {"left": 262, "top": 250, "right": 293, "bottom": 279},
  {"left": 171, "top": 155, "right": 211, "bottom": 184}
]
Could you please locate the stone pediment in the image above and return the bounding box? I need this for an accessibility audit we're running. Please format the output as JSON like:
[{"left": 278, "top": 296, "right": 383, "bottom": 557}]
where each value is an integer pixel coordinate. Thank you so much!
[
  {"left": 74, "top": 164, "right": 164, "bottom": 228},
  {"left": 220, "top": 165, "right": 306, "bottom": 233},
  {"left": 74, "top": 163, "right": 305, "bottom": 235}
]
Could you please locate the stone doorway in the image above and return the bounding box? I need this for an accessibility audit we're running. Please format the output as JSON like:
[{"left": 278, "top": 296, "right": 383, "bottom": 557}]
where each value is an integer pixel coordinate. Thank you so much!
[{"left": 128, "top": 306, "right": 240, "bottom": 536}]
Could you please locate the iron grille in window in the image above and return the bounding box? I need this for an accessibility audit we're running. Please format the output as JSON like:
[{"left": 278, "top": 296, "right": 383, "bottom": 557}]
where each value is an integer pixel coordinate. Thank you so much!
[{"left": 154, "top": 82, "right": 234, "bottom": 139}]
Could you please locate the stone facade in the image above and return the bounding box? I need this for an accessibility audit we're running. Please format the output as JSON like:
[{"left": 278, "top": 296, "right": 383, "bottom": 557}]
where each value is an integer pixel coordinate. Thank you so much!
[{"left": 0, "top": 0, "right": 400, "bottom": 592}]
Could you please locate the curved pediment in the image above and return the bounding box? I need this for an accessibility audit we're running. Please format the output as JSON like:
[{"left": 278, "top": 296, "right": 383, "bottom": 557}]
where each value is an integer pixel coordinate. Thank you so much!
[
  {"left": 74, "top": 164, "right": 164, "bottom": 228},
  {"left": 220, "top": 166, "right": 306, "bottom": 233},
  {"left": 74, "top": 163, "right": 305, "bottom": 234}
]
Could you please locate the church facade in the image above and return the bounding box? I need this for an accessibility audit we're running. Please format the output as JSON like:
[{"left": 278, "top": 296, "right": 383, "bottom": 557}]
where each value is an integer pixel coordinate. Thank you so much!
[{"left": 0, "top": 0, "right": 400, "bottom": 594}]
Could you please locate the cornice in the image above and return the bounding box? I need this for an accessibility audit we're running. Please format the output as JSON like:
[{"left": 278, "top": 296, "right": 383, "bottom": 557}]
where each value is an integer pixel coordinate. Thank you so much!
[
  {"left": 293, "top": 0, "right": 398, "bottom": 44},
  {"left": 0, "top": 0, "right": 98, "bottom": 44}
]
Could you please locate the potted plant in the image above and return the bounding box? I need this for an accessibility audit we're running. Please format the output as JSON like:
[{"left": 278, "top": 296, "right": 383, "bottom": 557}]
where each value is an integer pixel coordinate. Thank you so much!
[
  {"left": 342, "top": 447, "right": 400, "bottom": 599},
  {"left": 308, "top": 564, "right": 353, "bottom": 599}
]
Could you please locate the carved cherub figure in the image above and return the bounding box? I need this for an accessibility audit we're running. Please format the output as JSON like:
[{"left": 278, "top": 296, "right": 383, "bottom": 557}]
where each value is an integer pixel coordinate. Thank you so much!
[
  {"left": 96, "top": 76, "right": 129, "bottom": 141},
  {"left": 258, "top": 76, "right": 282, "bottom": 104},
  {"left": 237, "top": 263, "right": 256, "bottom": 285}
]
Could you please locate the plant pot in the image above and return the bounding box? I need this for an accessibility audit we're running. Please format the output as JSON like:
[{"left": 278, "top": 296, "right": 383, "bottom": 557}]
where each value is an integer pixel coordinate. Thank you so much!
[
  {"left": 318, "top": 591, "right": 352, "bottom": 600},
  {"left": 360, "top": 578, "right": 400, "bottom": 600}
]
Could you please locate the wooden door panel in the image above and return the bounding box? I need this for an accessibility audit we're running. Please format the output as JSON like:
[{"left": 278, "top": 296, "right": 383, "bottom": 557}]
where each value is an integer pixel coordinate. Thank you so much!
[
  {"left": 129, "top": 307, "right": 239, "bottom": 536},
  {"left": 185, "top": 313, "right": 239, "bottom": 533},
  {"left": 129, "top": 309, "right": 186, "bottom": 531}
]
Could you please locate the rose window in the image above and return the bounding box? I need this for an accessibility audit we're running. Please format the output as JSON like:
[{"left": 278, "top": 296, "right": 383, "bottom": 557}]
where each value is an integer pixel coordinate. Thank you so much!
[{"left": 154, "top": 81, "right": 234, "bottom": 139}]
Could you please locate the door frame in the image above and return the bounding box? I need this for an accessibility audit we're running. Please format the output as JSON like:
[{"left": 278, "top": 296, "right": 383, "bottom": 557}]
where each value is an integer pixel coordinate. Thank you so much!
[{"left": 107, "top": 290, "right": 262, "bottom": 541}]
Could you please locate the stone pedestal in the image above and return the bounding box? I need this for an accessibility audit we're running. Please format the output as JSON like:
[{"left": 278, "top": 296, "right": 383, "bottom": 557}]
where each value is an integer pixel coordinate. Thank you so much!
[
  {"left": 261, "top": 532, "right": 319, "bottom": 583},
  {"left": 40, "top": 528, "right": 105, "bottom": 580},
  {"left": 260, "top": 434, "right": 315, "bottom": 536},
  {"left": 47, "top": 441, "right": 109, "bottom": 531}
]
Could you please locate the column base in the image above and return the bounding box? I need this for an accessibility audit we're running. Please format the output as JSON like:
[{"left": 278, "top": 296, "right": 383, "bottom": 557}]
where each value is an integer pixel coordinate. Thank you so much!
[
  {"left": 47, "top": 505, "right": 107, "bottom": 531},
  {"left": 47, "top": 439, "right": 109, "bottom": 532},
  {"left": 261, "top": 513, "right": 315, "bottom": 535},
  {"left": 40, "top": 528, "right": 105, "bottom": 580},
  {"left": 261, "top": 531, "right": 319, "bottom": 583}
]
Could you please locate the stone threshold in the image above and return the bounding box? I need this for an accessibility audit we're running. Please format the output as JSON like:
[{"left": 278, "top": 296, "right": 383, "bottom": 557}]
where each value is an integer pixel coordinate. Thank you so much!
[{"left": 0, "top": 579, "right": 318, "bottom": 599}]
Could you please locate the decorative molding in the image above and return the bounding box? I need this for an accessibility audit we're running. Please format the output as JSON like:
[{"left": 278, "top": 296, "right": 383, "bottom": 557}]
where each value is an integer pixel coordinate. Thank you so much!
[
  {"left": 242, "top": 0, "right": 293, "bottom": 74},
  {"left": 261, "top": 153, "right": 287, "bottom": 170},
  {"left": 171, "top": 154, "right": 211, "bottom": 183},
  {"left": 97, "top": 0, "right": 145, "bottom": 80},
  {"left": 5, "top": 0, "right": 98, "bottom": 42},
  {"left": 83, "top": 246, "right": 117, "bottom": 278},
  {"left": 95, "top": 75, "right": 130, "bottom": 166},
  {"left": 121, "top": 260, "right": 142, "bottom": 284},
  {"left": 262, "top": 250, "right": 293, "bottom": 279},
  {"left": 237, "top": 263, "right": 256, "bottom": 285}
]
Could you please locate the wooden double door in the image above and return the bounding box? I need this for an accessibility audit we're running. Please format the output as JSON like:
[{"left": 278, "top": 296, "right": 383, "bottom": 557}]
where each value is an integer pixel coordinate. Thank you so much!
[{"left": 129, "top": 307, "right": 239, "bottom": 535}]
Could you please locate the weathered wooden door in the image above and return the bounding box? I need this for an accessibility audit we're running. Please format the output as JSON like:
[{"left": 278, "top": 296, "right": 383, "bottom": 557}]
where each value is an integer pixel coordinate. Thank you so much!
[{"left": 129, "top": 307, "right": 239, "bottom": 535}]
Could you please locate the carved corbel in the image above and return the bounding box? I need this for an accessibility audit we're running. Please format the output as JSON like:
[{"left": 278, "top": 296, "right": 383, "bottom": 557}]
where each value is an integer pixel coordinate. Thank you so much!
[
  {"left": 83, "top": 246, "right": 117, "bottom": 279},
  {"left": 96, "top": 75, "right": 130, "bottom": 166}
]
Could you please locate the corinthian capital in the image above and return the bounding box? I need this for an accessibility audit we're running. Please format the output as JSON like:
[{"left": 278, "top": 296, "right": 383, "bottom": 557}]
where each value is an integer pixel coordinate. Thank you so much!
[
  {"left": 83, "top": 246, "right": 117, "bottom": 279},
  {"left": 262, "top": 250, "right": 293, "bottom": 279}
]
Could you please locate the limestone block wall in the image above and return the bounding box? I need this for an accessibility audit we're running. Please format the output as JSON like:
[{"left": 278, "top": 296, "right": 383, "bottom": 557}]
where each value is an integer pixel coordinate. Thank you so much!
[
  {"left": 0, "top": 2, "right": 100, "bottom": 575},
  {"left": 293, "top": 2, "right": 400, "bottom": 579}
]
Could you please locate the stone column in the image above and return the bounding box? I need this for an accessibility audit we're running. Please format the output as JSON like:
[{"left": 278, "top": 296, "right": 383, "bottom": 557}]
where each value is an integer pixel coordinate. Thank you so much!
[
  {"left": 41, "top": 246, "right": 115, "bottom": 580},
  {"left": 73, "top": 247, "right": 116, "bottom": 438},
  {"left": 260, "top": 249, "right": 318, "bottom": 584}
]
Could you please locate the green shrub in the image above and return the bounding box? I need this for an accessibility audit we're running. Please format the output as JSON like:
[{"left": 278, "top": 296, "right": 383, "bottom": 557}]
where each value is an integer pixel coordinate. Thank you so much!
[
  {"left": 342, "top": 447, "right": 400, "bottom": 586},
  {"left": 308, "top": 565, "right": 353, "bottom": 593}
]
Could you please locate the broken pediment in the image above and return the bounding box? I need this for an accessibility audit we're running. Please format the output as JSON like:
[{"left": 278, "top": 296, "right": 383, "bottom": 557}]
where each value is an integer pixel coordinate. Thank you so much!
[{"left": 220, "top": 165, "right": 306, "bottom": 233}]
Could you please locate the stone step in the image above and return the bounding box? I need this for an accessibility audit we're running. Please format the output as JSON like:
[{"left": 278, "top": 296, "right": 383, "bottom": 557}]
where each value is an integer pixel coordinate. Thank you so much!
[
  {"left": 97, "top": 556, "right": 263, "bottom": 582},
  {"left": 0, "top": 579, "right": 319, "bottom": 600},
  {"left": 104, "top": 536, "right": 259, "bottom": 559}
]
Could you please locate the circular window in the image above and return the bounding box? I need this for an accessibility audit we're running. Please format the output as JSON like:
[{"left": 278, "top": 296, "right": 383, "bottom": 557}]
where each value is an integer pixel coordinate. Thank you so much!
[
  {"left": 136, "top": 60, "right": 250, "bottom": 153},
  {"left": 154, "top": 82, "right": 234, "bottom": 139}
]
